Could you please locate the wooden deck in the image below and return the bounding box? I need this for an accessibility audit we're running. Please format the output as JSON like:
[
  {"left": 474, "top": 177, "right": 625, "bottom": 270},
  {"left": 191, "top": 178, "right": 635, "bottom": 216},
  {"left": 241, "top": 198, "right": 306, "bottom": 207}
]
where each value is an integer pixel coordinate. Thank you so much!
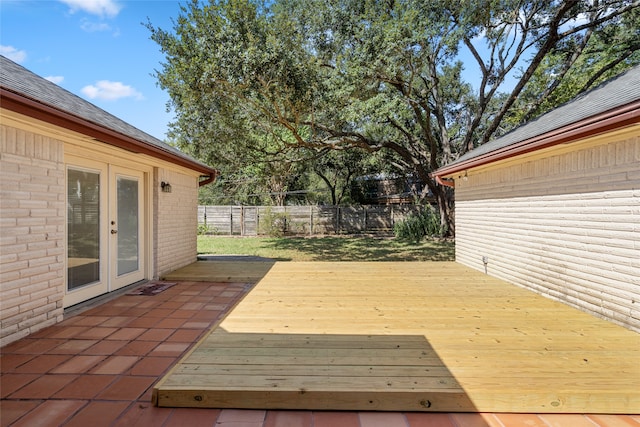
[
  {"left": 162, "top": 256, "right": 275, "bottom": 283},
  {"left": 153, "top": 261, "right": 640, "bottom": 413}
]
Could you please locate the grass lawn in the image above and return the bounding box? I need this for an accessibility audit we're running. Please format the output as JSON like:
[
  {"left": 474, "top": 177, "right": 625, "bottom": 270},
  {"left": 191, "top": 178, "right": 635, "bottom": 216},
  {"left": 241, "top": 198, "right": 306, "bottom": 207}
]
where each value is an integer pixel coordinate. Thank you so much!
[{"left": 197, "top": 235, "right": 454, "bottom": 262}]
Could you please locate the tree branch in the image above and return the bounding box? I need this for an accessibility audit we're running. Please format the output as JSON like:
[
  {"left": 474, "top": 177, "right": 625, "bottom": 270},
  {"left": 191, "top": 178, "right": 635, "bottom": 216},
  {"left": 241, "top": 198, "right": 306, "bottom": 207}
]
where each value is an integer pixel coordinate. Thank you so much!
[
  {"left": 580, "top": 43, "right": 640, "bottom": 92},
  {"left": 559, "top": 1, "right": 640, "bottom": 39},
  {"left": 481, "top": 0, "right": 579, "bottom": 144},
  {"left": 522, "top": 29, "right": 594, "bottom": 122}
]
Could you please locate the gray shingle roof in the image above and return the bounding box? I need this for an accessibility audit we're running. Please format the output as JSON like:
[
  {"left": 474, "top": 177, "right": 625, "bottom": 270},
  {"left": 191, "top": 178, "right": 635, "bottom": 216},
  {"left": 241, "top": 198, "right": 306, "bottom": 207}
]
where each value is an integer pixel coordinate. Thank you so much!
[
  {"left": 0, "top": 55, "right": 213, "bottom": 172},
  {"left": 447, "top": 64, "right": 640, "bottom": 167}
]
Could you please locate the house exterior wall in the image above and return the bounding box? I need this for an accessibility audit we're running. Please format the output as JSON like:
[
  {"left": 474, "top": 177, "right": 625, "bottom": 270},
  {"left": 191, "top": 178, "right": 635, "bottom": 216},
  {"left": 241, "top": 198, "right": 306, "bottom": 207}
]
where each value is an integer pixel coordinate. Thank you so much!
[
  {"left": 0, "top": 124, "right": 65, "bottom": 346},
  {"left": 154, "top": 168, "right": 199, "bottom": 278},
  {"left": 454, "top": 127, "right": 639, "bottom": 332},
  {"left": 1, "top": 112, "right": 203, "bottom": 346}
]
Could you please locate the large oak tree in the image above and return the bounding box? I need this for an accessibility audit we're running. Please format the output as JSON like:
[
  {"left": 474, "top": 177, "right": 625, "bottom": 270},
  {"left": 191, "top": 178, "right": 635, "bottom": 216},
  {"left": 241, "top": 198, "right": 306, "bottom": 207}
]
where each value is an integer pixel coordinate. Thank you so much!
[{"left": 149, "top": 0, "right": 639, "bottom": 235}]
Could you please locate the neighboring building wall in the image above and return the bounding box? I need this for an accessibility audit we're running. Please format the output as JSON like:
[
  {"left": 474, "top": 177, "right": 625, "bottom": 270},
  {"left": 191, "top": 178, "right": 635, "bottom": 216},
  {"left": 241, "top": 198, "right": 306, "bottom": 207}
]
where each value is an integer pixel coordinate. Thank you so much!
[
  {"left": 155, "top": 168, "right": 199, "bottom": 278},
  {"left": 454, "top": 129, "right": 639, "bottom": 332},
  {"left": 0, "top": 125, "right": 65, "bottom": 346}
]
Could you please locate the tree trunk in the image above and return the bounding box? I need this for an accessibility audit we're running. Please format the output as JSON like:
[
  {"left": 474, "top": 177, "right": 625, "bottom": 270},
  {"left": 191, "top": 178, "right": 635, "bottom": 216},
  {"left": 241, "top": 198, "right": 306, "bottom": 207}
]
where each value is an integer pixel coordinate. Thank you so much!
[
  {"left": 432, "top": 184, "right": 455, "bottom": 237},
  {"left": 315, "top": 170, "right": 338, "bottom": 205}
]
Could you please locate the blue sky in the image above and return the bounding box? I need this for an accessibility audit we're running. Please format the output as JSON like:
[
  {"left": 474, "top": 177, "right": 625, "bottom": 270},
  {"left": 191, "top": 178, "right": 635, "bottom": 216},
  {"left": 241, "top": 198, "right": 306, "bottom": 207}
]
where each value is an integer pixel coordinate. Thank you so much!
[
  {"left": 1, "top": 0, "right": 183, "bottom": 140},
  {"left": 1, "top": 0, "right": 535, "bottom": 142}
]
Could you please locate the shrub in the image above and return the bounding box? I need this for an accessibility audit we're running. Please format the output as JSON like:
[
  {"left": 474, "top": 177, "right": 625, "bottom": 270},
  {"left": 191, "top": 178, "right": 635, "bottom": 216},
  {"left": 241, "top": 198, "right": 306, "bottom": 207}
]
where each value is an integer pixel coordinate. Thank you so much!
[
  {"left": 259, "top": 207, "right": 290, "bottom": 237},
  {"left": 198, "top": 223, "right": 218, "bottom": 235},
  {"left": 394, "top": 205, "right": 443, "bottom": 243},
  {"left": 198, "top": 223, "right": 210, "bottom": 235}
]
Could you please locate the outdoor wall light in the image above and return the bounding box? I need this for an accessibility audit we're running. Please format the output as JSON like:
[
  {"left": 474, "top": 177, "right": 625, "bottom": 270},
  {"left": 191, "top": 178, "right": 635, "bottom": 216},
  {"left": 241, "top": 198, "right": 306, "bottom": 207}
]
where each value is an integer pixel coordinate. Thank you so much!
[
  {"left": 462, "top": 171, "right": 468, "bottom": 182},
  {"left": 161, "top": 181, "right": 172, "bottom": 193}
]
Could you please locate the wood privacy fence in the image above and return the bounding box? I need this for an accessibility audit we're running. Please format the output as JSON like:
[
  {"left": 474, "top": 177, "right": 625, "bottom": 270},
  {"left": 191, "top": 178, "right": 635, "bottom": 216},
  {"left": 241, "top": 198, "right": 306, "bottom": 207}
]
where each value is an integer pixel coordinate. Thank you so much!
[{"left": 198, "top": 205, "right": 424, "bottom": 236}]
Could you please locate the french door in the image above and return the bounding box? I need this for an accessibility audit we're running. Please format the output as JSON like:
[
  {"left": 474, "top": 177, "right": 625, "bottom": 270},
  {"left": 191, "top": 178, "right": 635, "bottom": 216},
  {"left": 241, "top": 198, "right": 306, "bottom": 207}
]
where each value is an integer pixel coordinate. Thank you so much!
[
  {"left": 65, "top": 160, "right": 146, "bottom": 306},
  {"left": 109, "top": 166, "right": 145, "bottom": 289}
]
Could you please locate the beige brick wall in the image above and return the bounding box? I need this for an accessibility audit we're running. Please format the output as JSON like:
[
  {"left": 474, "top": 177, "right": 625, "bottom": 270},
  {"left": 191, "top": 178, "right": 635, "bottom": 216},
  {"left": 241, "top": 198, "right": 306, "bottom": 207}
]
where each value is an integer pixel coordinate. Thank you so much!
[
  {"left": 1, "top": 125, "right": 65, "bottom": 346},
  {"left": 454, "top": 133, "right": 640, "bottom": 332},
  {"left": 154, "top": 168, "right": 199, "bottom": 278}
]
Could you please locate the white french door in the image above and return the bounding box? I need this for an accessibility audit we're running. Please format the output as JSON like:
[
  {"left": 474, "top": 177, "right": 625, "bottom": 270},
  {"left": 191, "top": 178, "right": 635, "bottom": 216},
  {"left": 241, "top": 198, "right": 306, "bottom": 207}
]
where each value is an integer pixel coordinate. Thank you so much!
[
  {"left": 109, "top": 166, "right": 145, "bottom": 289},
  {"left": 66, "top": 161, "right": 108, "bottom": 306},
  {"left": 65, "top": 160, "right": 146, "bottom": 307}
]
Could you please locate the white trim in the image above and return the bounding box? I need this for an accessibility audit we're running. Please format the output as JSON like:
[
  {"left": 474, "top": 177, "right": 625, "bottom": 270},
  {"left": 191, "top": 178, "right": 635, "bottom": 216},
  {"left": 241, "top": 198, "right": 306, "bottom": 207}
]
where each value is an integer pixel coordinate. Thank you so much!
[{"left": 63, "top": 159, "right": 109, "bottom": 307}]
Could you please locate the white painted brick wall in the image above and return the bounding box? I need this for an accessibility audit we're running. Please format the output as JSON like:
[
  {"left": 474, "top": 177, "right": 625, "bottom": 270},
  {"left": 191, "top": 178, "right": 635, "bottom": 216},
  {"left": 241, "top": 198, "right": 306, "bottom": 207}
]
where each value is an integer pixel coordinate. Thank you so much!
[
  {"left": 155, "top": 168, "right": 198, "bottom": 278},
  {"left": 1, "top": 125, "right": 65, "bottom": 346},
  {"left": 455, "top": 134, "right": 640, "bottom": 332}
]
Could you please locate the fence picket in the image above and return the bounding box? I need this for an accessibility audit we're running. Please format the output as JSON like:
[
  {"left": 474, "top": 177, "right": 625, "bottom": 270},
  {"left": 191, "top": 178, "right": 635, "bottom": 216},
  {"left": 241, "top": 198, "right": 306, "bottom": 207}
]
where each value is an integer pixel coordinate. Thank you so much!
[{"left": 198, "top": 205, "right": 424, "bottom": 236}]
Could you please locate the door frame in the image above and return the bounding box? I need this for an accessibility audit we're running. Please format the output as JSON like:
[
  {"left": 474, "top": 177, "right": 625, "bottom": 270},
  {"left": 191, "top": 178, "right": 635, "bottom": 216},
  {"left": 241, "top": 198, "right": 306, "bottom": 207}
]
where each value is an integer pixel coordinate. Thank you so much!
[
  {"left": 64, "top": 159, "right": 109, "bottom": 307},
  {"left": 64, "top": 153, "right": 152, "bottom": 307},
  {"left": 109, "top": 165, "right": 146, "bottom": 290}
]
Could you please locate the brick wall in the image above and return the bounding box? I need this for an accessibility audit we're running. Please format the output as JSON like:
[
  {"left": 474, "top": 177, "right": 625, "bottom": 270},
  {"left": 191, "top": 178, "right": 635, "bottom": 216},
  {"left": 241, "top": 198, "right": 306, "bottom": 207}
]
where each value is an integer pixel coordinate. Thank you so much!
[
  {"left": 454, "top": 132, "right": 640, "bottom": 332},
  {"left": 154, "top": 168, "right": 198, "bottom": 278},
  {"left": 1, "top": 125, "right": 65, "bottom": 346}
]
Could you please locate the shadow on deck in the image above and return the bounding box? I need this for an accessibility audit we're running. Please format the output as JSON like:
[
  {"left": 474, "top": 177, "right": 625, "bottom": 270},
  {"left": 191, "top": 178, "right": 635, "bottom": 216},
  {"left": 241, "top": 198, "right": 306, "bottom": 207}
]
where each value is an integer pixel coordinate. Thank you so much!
[
  {"left": 154, "top": 330, "right": 475, "bottom": 412},
  {"left": 162, "top": 255, "right": 276, "bottom": 283},
  {"left": 156, "top": 261, "right": 640, "bottom": 413}
]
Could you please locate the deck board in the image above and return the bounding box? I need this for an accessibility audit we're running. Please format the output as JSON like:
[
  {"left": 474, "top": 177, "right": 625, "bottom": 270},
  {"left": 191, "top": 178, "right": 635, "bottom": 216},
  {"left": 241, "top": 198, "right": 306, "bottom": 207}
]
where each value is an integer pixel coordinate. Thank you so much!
[
  {"left": 153, "top": 261, "right": 640, "bottom": 413},
  {"left": 162, "top": 257, "right": 274, "bottom": 283}
]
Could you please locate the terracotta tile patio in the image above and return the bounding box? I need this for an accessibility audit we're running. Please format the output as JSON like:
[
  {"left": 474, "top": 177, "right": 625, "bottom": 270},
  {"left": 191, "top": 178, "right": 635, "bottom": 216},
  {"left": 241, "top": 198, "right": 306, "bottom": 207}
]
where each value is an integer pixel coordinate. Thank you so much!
[{"left": 1, "top": 280, "right": 639, "bottom": 427}]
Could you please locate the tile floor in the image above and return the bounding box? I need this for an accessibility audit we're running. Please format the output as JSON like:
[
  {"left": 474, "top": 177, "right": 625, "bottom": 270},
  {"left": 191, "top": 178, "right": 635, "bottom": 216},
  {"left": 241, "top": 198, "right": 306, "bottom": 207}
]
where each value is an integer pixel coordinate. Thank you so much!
[{"left": 1, "top": 280, "right": 639, "bottom": 427}]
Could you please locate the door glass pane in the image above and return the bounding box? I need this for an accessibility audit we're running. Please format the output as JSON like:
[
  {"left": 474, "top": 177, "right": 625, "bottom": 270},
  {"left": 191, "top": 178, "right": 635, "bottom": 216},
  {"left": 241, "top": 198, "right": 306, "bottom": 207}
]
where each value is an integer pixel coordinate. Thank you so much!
[
  {"left": 67, "top": 169, "right": 100, "bottom": 290},
  {"left": 117, "top": 176, "right": 139, "bottom": 276}
]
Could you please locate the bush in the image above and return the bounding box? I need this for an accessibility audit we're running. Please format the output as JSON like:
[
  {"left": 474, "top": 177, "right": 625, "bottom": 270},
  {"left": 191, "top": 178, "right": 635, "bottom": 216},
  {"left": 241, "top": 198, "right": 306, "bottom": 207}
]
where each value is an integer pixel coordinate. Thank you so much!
[
  {"left": 197, "top": 224, "right": 210, "bottom": 235},
  {"left": 259, "top": 207, "right": 290, "bottom": 237},
  {"left": 394, "top": 206, "right": 443, "bottom": 243},
  {"left": 198, "top": 223, "right": 218, "bottom": 235}
]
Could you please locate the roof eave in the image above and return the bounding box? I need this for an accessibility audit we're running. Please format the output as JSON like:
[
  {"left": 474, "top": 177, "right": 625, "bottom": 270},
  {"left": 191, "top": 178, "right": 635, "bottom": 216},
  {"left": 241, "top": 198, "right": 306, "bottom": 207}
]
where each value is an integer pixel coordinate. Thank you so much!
[
  {"left": 432, "top": 100, "right": 640, "bottom": 179},
  {"left": 1, "top": 87, "right": 218, "bottom": 177}
]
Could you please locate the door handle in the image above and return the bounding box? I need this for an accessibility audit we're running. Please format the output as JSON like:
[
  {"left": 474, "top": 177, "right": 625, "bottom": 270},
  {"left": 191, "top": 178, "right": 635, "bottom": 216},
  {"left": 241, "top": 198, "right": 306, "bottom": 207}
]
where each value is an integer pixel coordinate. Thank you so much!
[{"left": 111, "top": 229, "right": 118, "bottom": 234}]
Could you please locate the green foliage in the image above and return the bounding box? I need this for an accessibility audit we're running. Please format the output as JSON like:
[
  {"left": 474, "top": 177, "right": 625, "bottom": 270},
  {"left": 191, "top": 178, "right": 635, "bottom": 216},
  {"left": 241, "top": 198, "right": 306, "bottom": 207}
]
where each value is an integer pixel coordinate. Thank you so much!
[
  {"left": 394, "top": 206, "right": 444, "bottom": 243},
  {"left": 503, "top": 5, "right": 640, "bottom": 129},
  {"left": 149, "top": 0, "right": 640, "bottom": 235},
  {"left": 259, "top": 207, "right": 291, "bottom": 237},
  {"left": 197, "top": 223, "right": 218, "bottom": 235},
  {"left": 197, "top": 223, "right": 209, "bottom": 235},
  {"left": 200, "top": 155, "right": 311, "bottom": 206},
  {"left": 310, "top": 149, "right": 385, "bottom": 205}
]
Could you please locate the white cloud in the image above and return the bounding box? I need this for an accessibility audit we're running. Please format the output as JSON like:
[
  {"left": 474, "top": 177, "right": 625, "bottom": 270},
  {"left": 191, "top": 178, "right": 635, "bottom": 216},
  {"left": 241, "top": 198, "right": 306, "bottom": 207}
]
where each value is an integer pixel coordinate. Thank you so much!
[
  {"left": 81, "top": 80, "right": 143, "bottom": 101},
  {"left": 80, "top": 19, "right": 112, "bottom": 32},
  {"left": 59, "top": 0, "right": 122, "bottom": 18},
  {"left": 45, "top": 76, "right": 65, "bottom": 84},
  {"left": 1, "top": 45, "right": 27, "bottom": 63}
]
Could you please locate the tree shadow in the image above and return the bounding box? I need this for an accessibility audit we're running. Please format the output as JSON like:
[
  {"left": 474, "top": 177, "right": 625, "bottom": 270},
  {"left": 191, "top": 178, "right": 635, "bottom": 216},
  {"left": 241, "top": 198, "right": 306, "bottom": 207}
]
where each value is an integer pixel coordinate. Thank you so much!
[
  {"left": 265, "top": 236, "right": 454, "bottom": 262},
  {"left": 155, "top": 330, "right": 476, "bottom": 411}
]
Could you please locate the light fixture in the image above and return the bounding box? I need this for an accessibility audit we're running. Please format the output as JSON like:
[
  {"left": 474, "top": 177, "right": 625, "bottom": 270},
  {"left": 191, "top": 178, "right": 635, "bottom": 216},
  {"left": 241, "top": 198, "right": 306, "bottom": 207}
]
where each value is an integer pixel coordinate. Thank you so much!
[
  {"left": 462, "top": 171, "right": 468, "bottom": 182},
  {"left": 161, "top": 181, "right": 172, "bottom": 193}
]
